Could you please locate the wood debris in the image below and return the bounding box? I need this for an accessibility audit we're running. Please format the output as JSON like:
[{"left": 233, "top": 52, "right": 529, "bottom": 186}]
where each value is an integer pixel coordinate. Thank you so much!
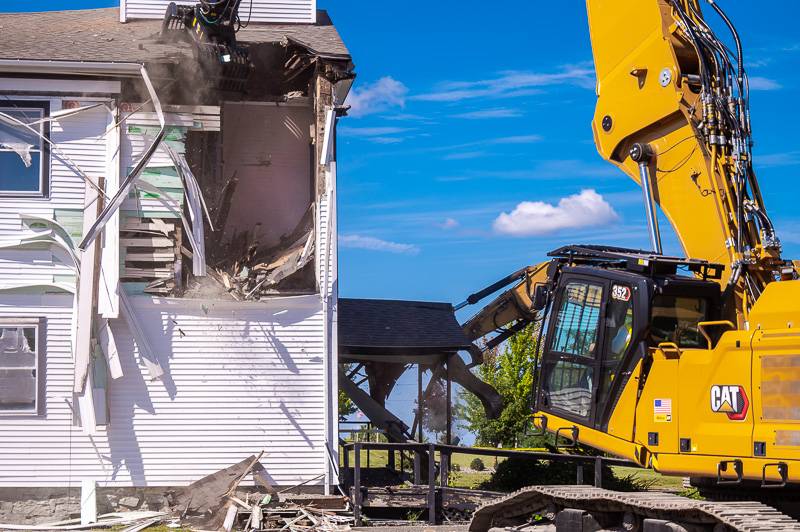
[{"left": 206, "top": 205, "right": 316, "bottom": 301}]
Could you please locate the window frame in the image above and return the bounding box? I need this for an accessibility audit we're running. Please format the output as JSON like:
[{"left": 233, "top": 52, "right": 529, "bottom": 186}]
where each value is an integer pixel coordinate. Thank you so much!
[
  {"left": 0, "top": 100, "right": 51, "bottom": 198},
  {"left": 0, "top": 317, "right": 44, "bottom": 416},
  {"left": 540, "top": 274, "right": 609, "bottom": 425}
]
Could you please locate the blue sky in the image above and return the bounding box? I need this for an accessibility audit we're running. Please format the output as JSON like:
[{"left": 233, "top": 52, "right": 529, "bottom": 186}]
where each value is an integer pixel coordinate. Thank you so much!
[
  {"left": 330, "top": 2, "right": 800, "bottom": 306},
  {"left": 7, "top": 1, "right": 799, "bottom": 441}
]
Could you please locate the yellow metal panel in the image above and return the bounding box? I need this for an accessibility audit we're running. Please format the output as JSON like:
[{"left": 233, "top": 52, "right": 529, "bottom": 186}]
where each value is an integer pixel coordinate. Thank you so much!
[
  {"left": 634, "top": 349, "right": 679, "bottom": 454},
  {"left": 534, "top": 413, "right": 641, "bottom": 464},
  {"left": 654, "top": 453, "right": 800, "bottom": 483},
  {"left": 676, "top": 334, "right": 753, "bottom": 458},
  {"left": 606, "top": 359, "right": 642, "bottom": 441},
  {"left": 749, "top": 280, "right": 800, "bottom": 330}
]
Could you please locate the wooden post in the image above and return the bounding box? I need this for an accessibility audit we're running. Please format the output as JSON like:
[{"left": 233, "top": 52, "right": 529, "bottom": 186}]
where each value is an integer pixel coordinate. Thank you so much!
[
  {"left": 594, "top": 456, "right": 603, "bottom": 488},
  {"left": 446, "top": 357, "right": 452, "bottom": 445},
  {"left": 440, "top": 452, "right": 450, "bottom": 488},
  {"left": 353, "top": 443, "right": 362, "bottom": 526},
  {"left": 413, "top": 449, "right": 421, "bottom": 484},
  {"left": 418, "top": 365, "right": 424, "bottom": 442},
  {"left": 576, "top": 464, "right": 584, "bottom": 485},
  {"left": 427, "top": 444, "right": 436, "bottom": 524}
]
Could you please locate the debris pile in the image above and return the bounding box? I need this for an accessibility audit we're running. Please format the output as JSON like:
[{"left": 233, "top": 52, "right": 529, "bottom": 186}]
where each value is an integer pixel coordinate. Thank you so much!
[
  {"left": 0, "top": 454, "right": 352, "bottom": 532},
  {"left": 206, "top": 206, "right": 316, "bottom": 301},
  {"left": 173, "top": 453, "right": 352, "bottom": 531}
]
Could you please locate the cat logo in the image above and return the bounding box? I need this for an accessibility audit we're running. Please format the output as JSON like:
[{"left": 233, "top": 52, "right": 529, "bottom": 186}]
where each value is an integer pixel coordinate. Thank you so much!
[{"left": 710, "top": 385, "right": 749, "bottom": 421}]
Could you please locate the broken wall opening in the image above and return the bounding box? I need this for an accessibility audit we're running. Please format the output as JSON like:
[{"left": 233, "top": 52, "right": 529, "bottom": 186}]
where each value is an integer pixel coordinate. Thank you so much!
[{"left": 182, "top": 102, "right": 317, "bottom": 300}]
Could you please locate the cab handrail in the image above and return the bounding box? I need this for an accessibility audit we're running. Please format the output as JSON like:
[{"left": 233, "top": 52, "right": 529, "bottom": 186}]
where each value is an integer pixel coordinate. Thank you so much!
[{"left": 697, "top": 320, "right": 736, "bottom": 349}]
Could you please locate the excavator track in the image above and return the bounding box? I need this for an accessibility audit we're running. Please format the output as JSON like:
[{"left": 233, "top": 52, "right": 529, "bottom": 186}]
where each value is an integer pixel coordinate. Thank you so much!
[{"left": 468, "top": 485, "right": 800, "bottom": 532}]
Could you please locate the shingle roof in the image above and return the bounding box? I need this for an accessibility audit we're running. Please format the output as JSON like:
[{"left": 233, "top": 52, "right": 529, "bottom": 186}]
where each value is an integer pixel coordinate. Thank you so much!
[
  {"left": 0, "top": 8, "right": 349, "bottom": 63},
  {"left": 338, "top": 298, "right": 472, "bottom": 356}
]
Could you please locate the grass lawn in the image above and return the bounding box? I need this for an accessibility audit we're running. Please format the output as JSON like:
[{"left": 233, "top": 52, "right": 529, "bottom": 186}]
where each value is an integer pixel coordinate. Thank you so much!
[{"left": 339, "top": 448, "right": 690, "bottom": 495}]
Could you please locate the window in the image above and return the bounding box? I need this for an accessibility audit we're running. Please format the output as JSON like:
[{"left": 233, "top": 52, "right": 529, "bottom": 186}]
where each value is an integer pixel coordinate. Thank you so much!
[
  {"left": 599, "top": 286, "right": 634, "bottom": 407},
  {"left": 551, "top": 282, "right": 603, "bottom": 358},
  {"left": 0, "top": 101, "right": 50, "bottom": 196},
  {"left": 0, "top": 319, "right": 41, "bottom": 414},
  {"left": 547, "top": 360, "right": 593, "bottom": 418},
  {"left": 649, "top": 295, "right": 707, "bottom": 348}
]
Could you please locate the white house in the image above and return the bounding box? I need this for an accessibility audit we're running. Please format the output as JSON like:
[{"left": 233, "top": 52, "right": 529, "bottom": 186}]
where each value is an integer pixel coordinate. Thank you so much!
[{"left": 0, "top": 1, "right": 353, "bottom": 518}]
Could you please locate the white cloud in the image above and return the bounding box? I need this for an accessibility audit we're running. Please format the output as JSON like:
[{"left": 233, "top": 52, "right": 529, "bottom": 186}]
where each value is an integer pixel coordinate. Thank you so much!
[
  {"left": 443, "top": 151, "right": 487, "bottom": 161},
  {"left": 439, "top": 218, "right": 460, "bottom": 230},
  {"left": 383, "top": 113, "right": 429, "bottom": 121},
  {"left": 412, "top": 66, "right": 595, "bottom": 102},
  {"left": 749, "top": 76, "right": 782, "bottom": 91},
  {"left": 338, "top": 126, "right": 414, "bottom": 144},
  {"left": 493, "top": 189, "right": 618, "bottom": 237},
  {"left": 756, "top": 151, "right": 800, "bottom": 168},
  {"left": 346, "top": 77, "right": 408, "bottom": 117},
  {"left": 339, "top": 126, "right": 412, "bottom": 137},
  {"left": 340, "top": 234, "right": 420, "bottom": 255},
  {"left": 451, "top": 108, "right": 522, "bottom": 119}
]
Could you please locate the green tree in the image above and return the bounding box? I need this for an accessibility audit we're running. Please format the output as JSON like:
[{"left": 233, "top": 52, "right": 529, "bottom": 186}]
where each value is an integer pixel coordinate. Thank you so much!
[
  {"left": 339, "top": 364, "right": 358, "bottom": 421},
  {"left": 338, "top": 389, "right": 357, "bottom": 421},
  {"left": 460, "top": 323, "right": 545, "bottom": 448}
]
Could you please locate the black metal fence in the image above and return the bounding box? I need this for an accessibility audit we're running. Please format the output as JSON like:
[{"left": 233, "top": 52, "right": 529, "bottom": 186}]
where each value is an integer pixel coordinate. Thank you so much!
[{"left": 340, "top": 441, "right": 640, "bottom": 525}]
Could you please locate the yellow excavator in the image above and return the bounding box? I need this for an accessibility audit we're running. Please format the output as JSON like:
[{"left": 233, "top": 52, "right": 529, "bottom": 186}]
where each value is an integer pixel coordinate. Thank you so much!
[{"left": 460, "top": 0, "right": 800, "bottom": 529}]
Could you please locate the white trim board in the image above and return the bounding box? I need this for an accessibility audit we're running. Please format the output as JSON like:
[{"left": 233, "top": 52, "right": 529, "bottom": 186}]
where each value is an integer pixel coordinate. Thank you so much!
[{"left": 0, "top": 79, "right": 121, "bottom": 94}]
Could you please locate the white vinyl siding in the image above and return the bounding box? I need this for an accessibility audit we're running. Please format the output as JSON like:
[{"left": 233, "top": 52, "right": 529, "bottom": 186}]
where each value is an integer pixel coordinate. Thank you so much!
[
  {"left": 0, "top": 91, "right": 112, "bottom": 288},
  {"left": 121, "top": 0, "right": 316, "bottom": 24},
  {"left": 0, "top": 293, "right": 328, "bottom": 487}
]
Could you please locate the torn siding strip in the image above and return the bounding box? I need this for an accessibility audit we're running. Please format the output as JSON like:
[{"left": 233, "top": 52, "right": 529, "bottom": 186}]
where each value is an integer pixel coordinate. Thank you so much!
[
  {"left": 96, "top": 318, "right": 123, "bottom": 379},
  {"left": 99, "top": 103, "right": 122, "bottom": 319},
  {"left": 319, "top": 108, "right": 335, "bottom": 166},
  {"left": 73, "top": 179, "right": 102, "bottom": 395},
  {"left": 165, "top": 144, "right": 209, "bottom": 277},
  {"left": 0, "top": 228, "right": 80, "bottom": 273},
  {"left": 79, "top": 65, "right": 166, "bottom": 251},
  {"left": 119, "top": 289, "right": 164, "bottom": 380}
]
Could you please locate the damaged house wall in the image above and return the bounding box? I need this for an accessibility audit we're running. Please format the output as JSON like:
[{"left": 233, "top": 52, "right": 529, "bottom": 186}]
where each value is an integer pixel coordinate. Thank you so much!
[
  {"left": 0, "top": 1, "right": 352, "bottom": 518},
  {"left": 0, "top": 72, "right": 341, "bottom": 497}
]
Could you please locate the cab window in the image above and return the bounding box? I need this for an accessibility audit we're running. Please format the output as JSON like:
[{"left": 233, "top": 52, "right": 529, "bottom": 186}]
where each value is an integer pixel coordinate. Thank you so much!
[
  {"left": 547, "top": 360, "right": 593, "bottom": 418},
  {"left": 649, "top": 295, "right": 707, "bottom": 348},
  {"left": 599, "top": 285, "right": 634, "bottom": 407},
  {"left": 551, "top": 282, "right": 603, "bottom": 358}
]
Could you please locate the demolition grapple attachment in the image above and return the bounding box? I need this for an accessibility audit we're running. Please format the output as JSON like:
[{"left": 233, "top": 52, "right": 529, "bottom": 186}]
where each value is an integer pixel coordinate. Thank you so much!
[{"left": 161, "top": 1, "right": 252, "bottom": 92}]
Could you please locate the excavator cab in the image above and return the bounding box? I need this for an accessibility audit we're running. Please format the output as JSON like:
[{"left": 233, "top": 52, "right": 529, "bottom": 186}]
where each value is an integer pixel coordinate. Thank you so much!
[{"left": 535, "top": 246, "right": 722, "bottom": 433}]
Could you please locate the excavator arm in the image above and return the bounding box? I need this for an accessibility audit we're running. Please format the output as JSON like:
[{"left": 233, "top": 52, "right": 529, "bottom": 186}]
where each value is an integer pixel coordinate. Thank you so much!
[
  {"left": 460, "top": 262, "right": 551, "bottom": 347},
  {"left": 587, "top": 0, "right": 792, "bottom": 320}
]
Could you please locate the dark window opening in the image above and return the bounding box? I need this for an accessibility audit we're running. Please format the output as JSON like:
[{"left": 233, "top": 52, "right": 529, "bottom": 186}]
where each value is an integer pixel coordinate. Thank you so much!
[{"left": 649, "top": 295, "right": 708, "bottom": 348}]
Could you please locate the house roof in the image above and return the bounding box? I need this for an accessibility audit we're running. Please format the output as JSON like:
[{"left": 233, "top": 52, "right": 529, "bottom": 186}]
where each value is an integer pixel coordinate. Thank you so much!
[
  {"left": 0, "top": 8, "right": 349, "bottom": 64},
  {"left": 338, "top": 298, "right": 472, "bottom": 357}
]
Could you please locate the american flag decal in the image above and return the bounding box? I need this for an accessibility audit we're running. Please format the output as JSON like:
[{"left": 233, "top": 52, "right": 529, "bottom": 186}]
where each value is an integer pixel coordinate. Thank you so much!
[{"left": 654, "top": 399, "right": 672, "bottom": 413}]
